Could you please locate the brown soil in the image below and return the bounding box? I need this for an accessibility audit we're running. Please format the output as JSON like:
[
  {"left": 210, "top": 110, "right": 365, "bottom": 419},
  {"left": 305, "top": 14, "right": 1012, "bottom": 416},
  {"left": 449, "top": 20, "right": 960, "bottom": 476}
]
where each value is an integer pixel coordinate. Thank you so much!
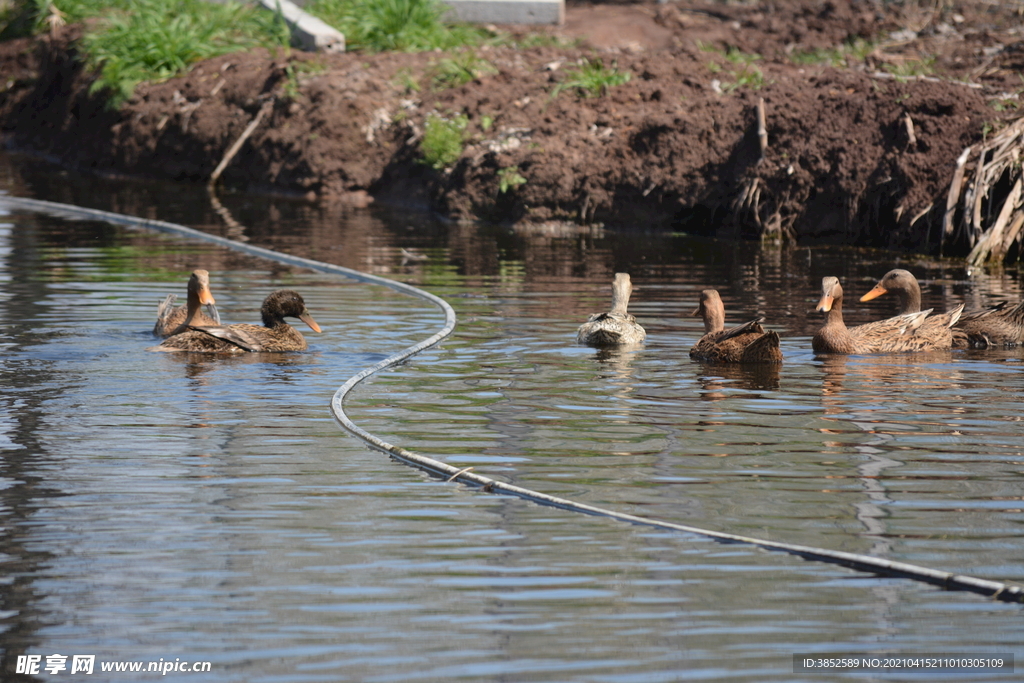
[{"left": 1, "top": 1, "right": 1023, "bottom": 254}]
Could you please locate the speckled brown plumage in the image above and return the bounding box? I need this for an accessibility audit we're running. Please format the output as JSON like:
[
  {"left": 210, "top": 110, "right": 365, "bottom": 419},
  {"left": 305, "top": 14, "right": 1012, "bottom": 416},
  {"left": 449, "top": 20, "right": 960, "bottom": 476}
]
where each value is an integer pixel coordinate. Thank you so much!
[
  {"left": 814, "top": 276, "right": 962, "bottom": 354},
  {"left": 153, "top": 290, "right": 321, "bottom": 353},
  {"left": 153, "top": 270, "right": 220, "bottom": 337},
  {"left": 689, "top": 289, "right": 782, "bottom": 364},
  {"left": 861, "top": 268, "right": 1024, "bottom": 348}
]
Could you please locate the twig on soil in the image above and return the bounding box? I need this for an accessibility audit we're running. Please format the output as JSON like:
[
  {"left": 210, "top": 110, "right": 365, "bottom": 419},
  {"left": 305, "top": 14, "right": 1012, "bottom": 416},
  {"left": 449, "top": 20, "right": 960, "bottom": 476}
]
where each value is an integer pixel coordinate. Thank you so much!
[
  {"left": 209, "top": 97, "right": 274, "bottom": 189},
  {"left": 756, "top": 97, "right": 768, "bottom": 161},
  {"left": 967, "top": 45, "right": 1006, "bottom": 82},
  {"left": 870, "top": 71, "right": 984, "bottom": 89},
  {"left": 903, "top": 113, "right": 916, "bottom": 148}
]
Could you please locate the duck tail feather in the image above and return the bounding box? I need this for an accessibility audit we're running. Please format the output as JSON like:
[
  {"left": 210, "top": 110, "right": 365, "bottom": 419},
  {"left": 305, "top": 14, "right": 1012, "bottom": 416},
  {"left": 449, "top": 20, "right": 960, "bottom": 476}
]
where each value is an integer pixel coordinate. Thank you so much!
[
  {"left": 900, "top": 309, "right": 931, "bottom": 335},
  {"left": 718, "top": 317, "right": 766, "bottom": 342},
  {"left": 947, "top": 303, "right": 966, "bottom": 328}
]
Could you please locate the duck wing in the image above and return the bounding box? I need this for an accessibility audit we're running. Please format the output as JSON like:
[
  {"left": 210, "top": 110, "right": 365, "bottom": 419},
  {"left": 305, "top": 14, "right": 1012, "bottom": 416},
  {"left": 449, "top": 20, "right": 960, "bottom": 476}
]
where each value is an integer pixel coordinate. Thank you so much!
[
  {"left": 153, "top": 294, "right": 179, "bottom": 336},
  {"left": 190, "top": 324, "right": 267, "bottom": 352},
  {"left": 959, "top": 300, "right": 1024, "bottom": 347},
  {"left": 714, "top": 318, "right": 766, "bottom": 343},
  {"left": 848, "top": 310, "right": 931, "bottom": 353},
  {"left": 691, "top": 319, "right": 779, "bottom": 364},
  {"left": 741, "top": 330, "right": 783, "bottom": 363}
]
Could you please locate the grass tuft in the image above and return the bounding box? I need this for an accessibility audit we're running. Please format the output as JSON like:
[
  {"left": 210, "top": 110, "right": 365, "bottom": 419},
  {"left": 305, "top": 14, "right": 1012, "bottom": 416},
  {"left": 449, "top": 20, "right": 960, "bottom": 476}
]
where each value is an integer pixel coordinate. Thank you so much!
[
  {"left": 497, "top": 166, "right": 526, "bottom": 193},
  {"left": 9, "top": 0, "right": 290, "bottom": 107},
  {"left": 305, "top": 0, "right": 489, "bottom": 53},
  {"left": 420, "top": 113, "right": 467, "bottom": 169},
  {"left": 552, "top": 58, "right": 630, "bottom": 99},
  {"left": 430, "top": 49, "right": 497, "bottom": 90}
]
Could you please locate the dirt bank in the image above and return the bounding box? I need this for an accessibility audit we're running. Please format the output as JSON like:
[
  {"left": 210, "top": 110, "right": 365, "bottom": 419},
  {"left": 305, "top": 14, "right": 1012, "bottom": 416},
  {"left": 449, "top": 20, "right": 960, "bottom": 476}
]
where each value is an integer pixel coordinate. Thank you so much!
[{"left": 1, "top": 1, "right": 1022, "bottom": 255}]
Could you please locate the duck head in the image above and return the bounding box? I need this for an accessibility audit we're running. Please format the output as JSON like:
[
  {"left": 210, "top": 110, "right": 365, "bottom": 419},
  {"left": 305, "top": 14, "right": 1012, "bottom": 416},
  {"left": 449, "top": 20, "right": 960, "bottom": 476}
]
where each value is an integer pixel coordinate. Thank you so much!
[{"left": 262, "top": 290, "right": 322, "bottom": 332}]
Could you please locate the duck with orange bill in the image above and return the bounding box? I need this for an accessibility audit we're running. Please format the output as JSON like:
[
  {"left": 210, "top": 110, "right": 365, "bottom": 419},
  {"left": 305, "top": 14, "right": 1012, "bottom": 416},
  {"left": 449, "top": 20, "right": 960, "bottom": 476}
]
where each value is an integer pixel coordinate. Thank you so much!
[
  {"left": 153, "top": 289, "right": 321, "bottom": 353},
  {"left": 813, "top": 276, "right": 962, "bottom": 354}
]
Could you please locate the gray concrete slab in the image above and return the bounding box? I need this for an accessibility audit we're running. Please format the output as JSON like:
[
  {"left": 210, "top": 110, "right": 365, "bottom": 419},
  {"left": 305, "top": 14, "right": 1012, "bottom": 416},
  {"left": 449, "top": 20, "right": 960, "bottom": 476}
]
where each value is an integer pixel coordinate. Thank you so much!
[
  {"left": 256, "top": 0, "right": 346, "bottom": 52},
  {"left": 442, "top": 0, "right": 563, "bottom": 25}
]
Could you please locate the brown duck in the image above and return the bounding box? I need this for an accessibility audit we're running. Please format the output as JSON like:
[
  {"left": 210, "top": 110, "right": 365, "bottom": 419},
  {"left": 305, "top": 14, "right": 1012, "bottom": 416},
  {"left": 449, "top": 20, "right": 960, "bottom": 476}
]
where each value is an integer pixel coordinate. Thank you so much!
[
  {"left": 576, "top": 273, "right": 647, "bottom": 346},
  {"left": 153, "top": 270, "right": 221, "bottom": 337},
  {"left": 153, "top": 290, "right": 321, "bottom": 353},
  {"left": 690, "top": 289, "right": 782, "bottom": 363},
  {"left": 812, "top": 276, "right": 962, "bottom": 354},
  {"left": 861, "top": 268, "right": 1024, "bottom": 348}
]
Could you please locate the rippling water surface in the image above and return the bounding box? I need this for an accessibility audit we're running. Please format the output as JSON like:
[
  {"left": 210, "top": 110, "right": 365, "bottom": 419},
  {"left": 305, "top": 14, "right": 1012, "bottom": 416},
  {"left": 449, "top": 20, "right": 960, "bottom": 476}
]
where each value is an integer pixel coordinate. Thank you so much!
[{"left": 0, "top": 154, "right": 1022, "bottom": 681}]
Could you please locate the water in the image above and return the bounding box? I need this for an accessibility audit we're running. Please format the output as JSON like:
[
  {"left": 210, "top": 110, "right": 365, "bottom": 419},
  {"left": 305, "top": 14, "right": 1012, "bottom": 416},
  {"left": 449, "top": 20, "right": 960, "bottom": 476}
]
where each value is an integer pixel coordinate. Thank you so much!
[{"left": 0, "top": 152, "right": 1022, "bottom": 681}]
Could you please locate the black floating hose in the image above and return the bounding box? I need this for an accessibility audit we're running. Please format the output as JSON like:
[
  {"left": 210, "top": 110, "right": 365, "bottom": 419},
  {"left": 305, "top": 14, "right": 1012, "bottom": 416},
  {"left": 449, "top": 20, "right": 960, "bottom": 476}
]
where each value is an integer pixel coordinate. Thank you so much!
[{"left": 3, "top": 193, "right": 1021, "bottom": 604}]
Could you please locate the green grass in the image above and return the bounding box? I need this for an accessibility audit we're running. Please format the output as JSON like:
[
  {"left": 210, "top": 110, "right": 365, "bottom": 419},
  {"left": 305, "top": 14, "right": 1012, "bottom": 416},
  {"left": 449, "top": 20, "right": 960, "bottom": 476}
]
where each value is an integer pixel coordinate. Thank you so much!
[
  {"left": 882, "top": 55, "right": 936, "bottom": 80},
  {"left": 789, "top": 46, "right": 846, "bottom": 68},
  {"left": 700, "top": 43, "right": 766, "bottom": 93},
  {"left": 721, "top": 63, "right": 765, "bottom": 92},
  {"left": 698, "top": 42, "right": 762, "bottom": 65},
  {"left": 430, "top": 49, "right": 497, "bottom": 90},
  {"left": 305, "top": 0, "right": 489, "bottom": 53},
  {"left": 552, "top": 58, "right": 631, "bottom": 98},
  {"left": 789, "top": 39, "right": 878, "bottom": 69},
  {"left": 393, "top": 67, "right": 421, "bottom": 93},
  {"left": 3, "top": 0, "right": 290, "bottom": 107},
  {"left": 0, "top": 0, "right": 501, "bottom": 110},
  {"left": 497, "top": 166, "right": 526, "bottom": 193},
  {"left": 420, "top": 113, "right": 467, "bottom": 169},
  {"left": 84, "top": 0, "right": 289, "bottom": 106}
]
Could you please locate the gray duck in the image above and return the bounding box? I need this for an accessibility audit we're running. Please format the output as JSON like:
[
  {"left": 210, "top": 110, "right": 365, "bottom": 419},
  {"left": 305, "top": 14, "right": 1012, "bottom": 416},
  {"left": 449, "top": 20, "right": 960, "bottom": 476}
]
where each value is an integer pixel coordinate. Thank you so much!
[
  {"left": 153, "top": 289, "right": 321, "bottom": 353},
  {"left": 689, "top": 289, "right": 782, "bottom": 364},
  {"left": 576, "top": 273, "right": 647, "bottom": 346},
  {"left": 153, "top": 269, "right": 220, "bottom": 337}
]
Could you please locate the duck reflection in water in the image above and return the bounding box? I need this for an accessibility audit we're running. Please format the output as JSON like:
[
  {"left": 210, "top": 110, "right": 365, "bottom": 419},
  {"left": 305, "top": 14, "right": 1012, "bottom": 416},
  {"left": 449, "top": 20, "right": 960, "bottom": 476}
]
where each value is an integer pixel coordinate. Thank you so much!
[
  {"left": 694, "top": 362, "right": 782, "bottom": 401},
  {"left": 584, "top": 344, "right": 644, "bottom": 403},
  {"left": 817, "top": 352, "right": 963, "bottom": 404}
]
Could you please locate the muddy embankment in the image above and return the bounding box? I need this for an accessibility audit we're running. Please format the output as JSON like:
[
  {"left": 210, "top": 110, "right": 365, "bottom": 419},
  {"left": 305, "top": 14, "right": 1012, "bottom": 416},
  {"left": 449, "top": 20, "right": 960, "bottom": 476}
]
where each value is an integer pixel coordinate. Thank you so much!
[{"left": 1, "top": 1, "right": 1022, "bottom": 258}]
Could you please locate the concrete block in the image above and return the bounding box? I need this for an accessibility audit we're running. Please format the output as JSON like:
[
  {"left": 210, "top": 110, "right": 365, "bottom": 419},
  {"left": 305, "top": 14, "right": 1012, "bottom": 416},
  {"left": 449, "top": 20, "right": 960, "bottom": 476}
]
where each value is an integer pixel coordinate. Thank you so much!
[
  {"left": 257, "top": 0, "right": 346, "bottom": 53},
  {"left": 441, "top": 0, "right": 564, "bottom": 25}
]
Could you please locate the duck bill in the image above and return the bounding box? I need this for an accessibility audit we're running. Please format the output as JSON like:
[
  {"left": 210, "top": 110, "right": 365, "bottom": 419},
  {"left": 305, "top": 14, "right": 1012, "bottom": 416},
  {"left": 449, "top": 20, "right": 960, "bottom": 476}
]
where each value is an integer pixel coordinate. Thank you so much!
[
  {"left": 198, "top": 284, "right": 216, "bottom": 307},
  {"left": 299, "top": 312, "right": 322, "bottom": 333},
  {"left": 816, "top": 294, "right": 834, "bottom": 313},
  {"left": 205, "top": 303, "right": 221, "bottom": 325},
  {"left": 690, "top": 305, "right": 702, "bottom": 318},
  {"left": 859, "top": 285, "right": 887, "bottom": 302}
]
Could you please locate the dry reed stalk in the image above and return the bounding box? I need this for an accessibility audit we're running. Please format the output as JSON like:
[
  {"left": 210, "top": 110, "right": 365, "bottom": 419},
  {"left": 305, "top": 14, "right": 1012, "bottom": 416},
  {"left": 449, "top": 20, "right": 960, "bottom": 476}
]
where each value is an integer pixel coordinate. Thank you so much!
[{"left": 945, "top": 115, "right": 1024, "bottom": 264}]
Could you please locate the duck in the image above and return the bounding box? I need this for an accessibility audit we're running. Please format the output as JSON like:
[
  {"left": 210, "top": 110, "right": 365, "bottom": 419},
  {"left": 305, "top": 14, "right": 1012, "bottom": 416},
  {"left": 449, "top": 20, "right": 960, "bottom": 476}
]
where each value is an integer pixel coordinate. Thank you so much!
[
  {"left": 812, "top": 276, "right": 962, "bottom": 354},
  {"left": 153, "top": 270, "right": 221, "bottom": 337},
  {"left": 152, "top": 290, "right": 321, "bottom": 353},
  {"left": 860, "top": 268, "right": 1024, "bottom": 348},
  {"left": 689, "top": 289, "right": 782, "bottom": 363},
  {"left": 576, "top": 273, "right": 647, "bottom": 346}
]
